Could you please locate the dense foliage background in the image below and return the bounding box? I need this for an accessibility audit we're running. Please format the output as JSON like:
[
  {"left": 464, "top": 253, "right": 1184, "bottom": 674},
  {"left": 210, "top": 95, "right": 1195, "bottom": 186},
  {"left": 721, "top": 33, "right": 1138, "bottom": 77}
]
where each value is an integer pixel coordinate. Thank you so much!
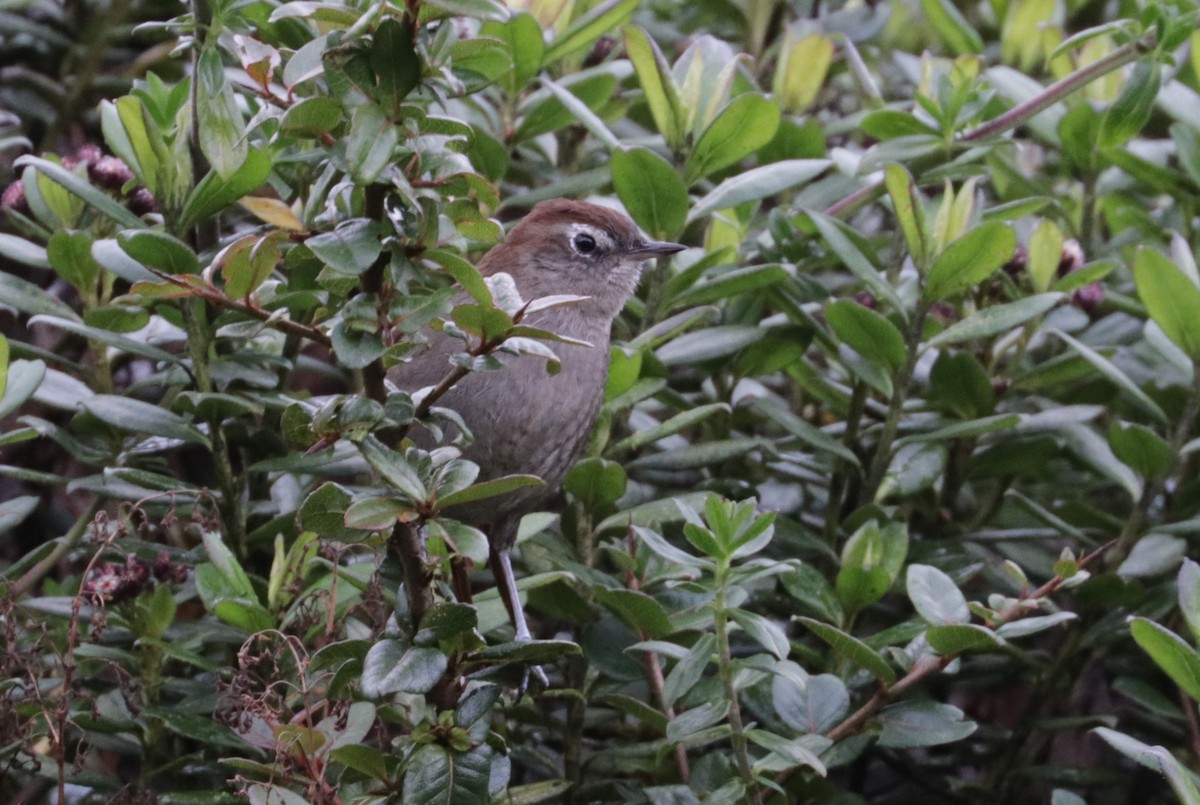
[{"left": 3, "top": 0, "right": 1200, "bottom": 802}]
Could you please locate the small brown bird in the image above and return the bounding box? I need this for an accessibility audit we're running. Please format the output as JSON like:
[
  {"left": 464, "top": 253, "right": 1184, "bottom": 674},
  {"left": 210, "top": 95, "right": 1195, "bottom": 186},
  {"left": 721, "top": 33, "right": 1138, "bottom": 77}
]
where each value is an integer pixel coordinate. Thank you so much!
[{"left": 389, "top": 199, "right": 684, "bottom": 642}]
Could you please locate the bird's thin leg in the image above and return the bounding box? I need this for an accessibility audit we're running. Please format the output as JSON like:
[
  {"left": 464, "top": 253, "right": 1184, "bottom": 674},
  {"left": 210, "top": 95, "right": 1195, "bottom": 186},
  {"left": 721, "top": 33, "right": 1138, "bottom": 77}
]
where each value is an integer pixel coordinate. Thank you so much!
[
  {"left": 490, "top": 544, "right": 532, "bottom": 642},
  {"left": 489, "top": 531, "right": 549, "bottom": 688}
]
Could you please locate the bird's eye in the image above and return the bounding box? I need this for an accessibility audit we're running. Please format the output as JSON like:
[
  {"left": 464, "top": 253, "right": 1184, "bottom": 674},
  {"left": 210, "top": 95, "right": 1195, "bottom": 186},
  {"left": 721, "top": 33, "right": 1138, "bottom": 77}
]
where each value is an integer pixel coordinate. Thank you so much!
[{"left": 573, "top": 233, "right": 597, "bottom": 254}]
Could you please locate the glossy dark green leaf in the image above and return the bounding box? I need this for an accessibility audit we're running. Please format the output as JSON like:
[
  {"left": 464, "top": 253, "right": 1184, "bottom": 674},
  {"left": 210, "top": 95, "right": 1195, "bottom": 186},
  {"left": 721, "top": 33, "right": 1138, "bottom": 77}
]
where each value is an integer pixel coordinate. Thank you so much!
[
  {"left": 907, "top": 564, "right": 969, "bottom": 625},
  {"left": 877, "top": 700, "right": 976, "bottom": 747},
  {"left": 797, "top": 617, "right": 896, "bottom": 684},
  {"left": 370, "top": 19, "right": 420, "bottom": 109},
  {"left": 307, "top": 219, "right": 382, "bottom": 275},
  {"left": 438, "top": 474, "right": 544, "bottom": 509},
  {"left": 279, "top": 97, "right": 343, "bottom": 138},
  {"left": 825, "top": 299, "right": 907, "bottom": 374},
  {"left": 1109, "top": 422, "right": 1173, "bottom": 478},
  {"left": 345, "top": 103, "right": 399, "bottom": 183},
  {"left": 117, "top": 230, "right": 198, "bottom": 275},
  {"left": 595, "top": 589, "right": 673, "bottom": 638},
  {"left": 361, "top": 641, "right": 447, "bottom": 696}
]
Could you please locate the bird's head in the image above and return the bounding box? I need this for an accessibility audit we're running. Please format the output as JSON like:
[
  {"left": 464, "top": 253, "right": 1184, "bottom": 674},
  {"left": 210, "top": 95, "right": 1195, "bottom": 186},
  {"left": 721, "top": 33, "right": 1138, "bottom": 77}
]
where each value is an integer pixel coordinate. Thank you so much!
[{"left": 478, "top": 199, "right": 685, "bottom": 318}]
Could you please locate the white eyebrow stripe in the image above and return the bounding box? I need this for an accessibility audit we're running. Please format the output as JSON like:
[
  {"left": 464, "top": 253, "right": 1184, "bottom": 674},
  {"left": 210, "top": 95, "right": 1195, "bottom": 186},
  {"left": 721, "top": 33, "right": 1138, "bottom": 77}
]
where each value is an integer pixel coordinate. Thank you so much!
[{"left": 567, "top": 223, "right": 616, "bottom": 252}]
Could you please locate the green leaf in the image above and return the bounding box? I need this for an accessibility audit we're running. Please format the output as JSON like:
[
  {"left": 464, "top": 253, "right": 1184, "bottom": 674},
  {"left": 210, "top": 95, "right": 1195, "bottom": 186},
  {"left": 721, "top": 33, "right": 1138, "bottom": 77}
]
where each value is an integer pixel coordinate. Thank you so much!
[
  {"left": 299, "top": 482, "right": 361, "bottom": 541},
  {"left": 369, "top": 19, "right": 420, "bottom": 109},
  {"left": 663, "top": 633, "right": 716, "bottom": 707},
  {"left": 1133, "top": 248, "right": 1200, "bottom": 360},
  {"left": 925, "top": 624, "right": 1002, "bottom": 655},
  {"left": 1093, "top": 727, "right": 1200, "bottom": 805},
  {"left": 624, "top": 26, "right": 685, "bottom": 149},
  {"left": 14, "top": 155, "right": 145, "bottom": 229},
  {"left": 885, "top": 163, "right": 929, "bottom": 270},
  {"left": 46, "top": 231, "right": 100, "bottom": 290},
  {"left": 279, "top": 97, "right": 343, "bottom": 138},
  {"left": 825, "top": 299, "right": 907, "bottom": 375},
  {"left": 344, "top": 496, "right": 414, "bottom": 531},
  {"left": 112, "top": 95, "right": 160, "bottom": 194},
  {"left": 1180, "top": 560, "right": 1200, "bottom": 647},
  {"left": 26, "top": 315, "right": 178, "bottom": 363},
  {"left": 542, "top": 0, "right": 638, "bottom": 65},
  {"left": 359, "top": 436, "right": 427, "bottom": 502},
  {"left": 875, "top": 441, "right": 947, "bottom": 500},
  {"left": 1098, "top": 61, "right": 1160, "bottom": 149},
  {"left": 82, "top": 395, "right": 208, "bottom": 446},
  {"left": 608, "top": 402, "right": 730, "bottom": 454},
  {"left": 895, "top": 414, "right": 1019, "bottom": 447},
  {"left": 926, "top": 293, "right": 1062, "bottom": 347},
  {"left": 730, "top": 608, "right": 789, "bottom": 659},
  {"left": 877, "top": 700, "right": 976, "bottom": 747},
  {"left": 541, "top": 76, "right": 620, "bottom": 149},
  {"left": 807, "top": 210, "right": 906, "bottom": 315},
  {"left": 611, "top": 147, "right": 687, "bottom": 241},
  {"left": 563, "top": 458, "right": 626, "bottom": 509},
  {"left": 656, "top": 325, "right": 764, "bottom": 365},
  {"left": 1129, "top": 617, "right": 1200, "bottom": 703},
  {"left": 361, "top": 641, "right": 447, "bottom": 696},
  {"left": 474, "top": 639, "right": 581, "bottom": 663},
  {"left": 1050, "top": 328, "right": 1169, "bottom": 425},
  {"left": 402, "top": 744, "right": 492, "bottom": 805},
  {"left": 0, "top": 233, "right": 49, "bottom": 269},
  {"left": 837, "top": 520, "right": 908, "bottom": 614},
  {"left": 686, "top": 94, "right": 781, "bottom": 183},
  {"left": 439, "top": 474, "right": 544, "bottom": 509},
  {"left": 0, "top": 273, "right": 83, "bottom": 321},
  {"left": 1109, "top": 422, "right": 1174, "bottom": 478},
  {"left": 907, "top": 564, "right": 969, "bottom": 625},
  {"left": 308, "top": 219, "right": 382, "bottom": 276},
  {"left": 927, "top": 352, "right": 994, "bottom": 419},
  {"left": 118, "top": 230, "right": 199, "bottom": 276},
  {"left": 179, "top": 148, "right": 272, "bottom": 230},
  {"left": 687, "top": 160, "right": 829, "bottom": 224},
  {"left": 0, "top": 360, "right": 45, "bottom": 420},
  {"left": 197, "top": 47, "right": 248, "bottom": 178},
  {"left": 862, "top": 110, "right": 940, "bottom": 140},
  {"left": 670, "top": 265, "right": 790, "bottom": 310},
  {"left": 595, "top": 589, "right": 673, "bottom": 638},
  {"left": 923, "top": 222, "right": 1016, "bottom": 301},
  {"left": 751, "top": 396, "right": 861, "bottom": 468},
  {"left": 1028, "top": 219, "right": 1063, "bottom": 293},
  {"left": 774, "top": 672, "right": 849, "bottom": 735},
  {"left": 797, "top": 617, "right": 897, "bottom": 684},
  {"left": 345, "top": 103, "right": 399, "bottom": 183},
  {"left": 919, "top": 0, "right": 983, "bottom": 54},
  {"left": 483, "top": 13, "right": 542, "bottom": 93}
]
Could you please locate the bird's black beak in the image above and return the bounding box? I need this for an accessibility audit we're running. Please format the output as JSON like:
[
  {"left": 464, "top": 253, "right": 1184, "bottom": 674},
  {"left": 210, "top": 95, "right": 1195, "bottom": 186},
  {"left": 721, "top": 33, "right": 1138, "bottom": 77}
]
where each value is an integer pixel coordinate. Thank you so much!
[{"left": 628, "top": 240, "right": 686, "bottom": 259}]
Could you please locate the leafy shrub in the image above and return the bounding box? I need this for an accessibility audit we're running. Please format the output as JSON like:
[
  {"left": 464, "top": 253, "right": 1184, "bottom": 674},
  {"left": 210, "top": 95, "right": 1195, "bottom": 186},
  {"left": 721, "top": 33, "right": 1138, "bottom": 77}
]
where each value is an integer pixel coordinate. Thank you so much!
[{"left": 3, "top": 0, "right": 1200, "bottom": 803}]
